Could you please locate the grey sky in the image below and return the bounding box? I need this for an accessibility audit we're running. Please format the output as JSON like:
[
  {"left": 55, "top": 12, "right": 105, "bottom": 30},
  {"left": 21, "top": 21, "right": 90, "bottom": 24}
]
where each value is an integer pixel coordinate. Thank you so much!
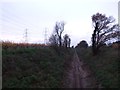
[{"left": 0, "top": 0, "right": 119, "bottom": 46}]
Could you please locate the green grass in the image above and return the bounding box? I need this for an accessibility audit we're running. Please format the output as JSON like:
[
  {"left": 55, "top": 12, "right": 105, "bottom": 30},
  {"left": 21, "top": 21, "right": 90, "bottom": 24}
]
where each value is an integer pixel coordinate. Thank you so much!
[
  {"left": 3, "top": 45, "right": 73, "bottom": 88},
  {"left": 76, "top": 46, "right": 119, "bottom": 88}
]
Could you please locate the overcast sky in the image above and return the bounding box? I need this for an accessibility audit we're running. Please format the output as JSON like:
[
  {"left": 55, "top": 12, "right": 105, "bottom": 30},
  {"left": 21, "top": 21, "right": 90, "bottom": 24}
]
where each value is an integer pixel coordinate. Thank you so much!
[{"left": 0, "top": 0, "right": 119, "bottom": 46}]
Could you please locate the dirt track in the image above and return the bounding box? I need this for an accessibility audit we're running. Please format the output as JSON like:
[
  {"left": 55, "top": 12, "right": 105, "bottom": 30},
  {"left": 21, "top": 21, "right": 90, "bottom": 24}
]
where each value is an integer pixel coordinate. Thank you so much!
[{"left": 62, "top": 50, "right": 100, "bottom": 88}]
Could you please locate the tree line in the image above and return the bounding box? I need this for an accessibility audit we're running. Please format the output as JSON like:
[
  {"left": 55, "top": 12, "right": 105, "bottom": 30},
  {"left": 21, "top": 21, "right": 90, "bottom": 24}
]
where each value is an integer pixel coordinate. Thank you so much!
[
  {"left": 48, "top": 13, "right": 120, "bottom": 55},
  {"left": 49, "top": 21, "right": 71, "bottom": 48}
]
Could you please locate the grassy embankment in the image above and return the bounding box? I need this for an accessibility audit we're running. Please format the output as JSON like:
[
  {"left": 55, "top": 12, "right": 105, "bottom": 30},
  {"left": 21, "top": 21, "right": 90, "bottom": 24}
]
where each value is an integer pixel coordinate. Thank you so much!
[
  {"left": 76, "top": 46, "right": 119, "bottom": 88},
  {"left": 2, "top": 42, "right": 73, "bottom": 88}
]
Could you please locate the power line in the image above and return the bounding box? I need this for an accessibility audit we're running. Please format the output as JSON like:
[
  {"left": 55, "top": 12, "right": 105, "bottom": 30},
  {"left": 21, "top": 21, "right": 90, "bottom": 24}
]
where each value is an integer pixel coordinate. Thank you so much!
[
  {"left": 0, "top": 19, "right": 25, "bottom": 36},
  {"left": 0, "top": 17, "right": 28, "bottom": 29},
  {"left": 1, "top": 7, "right": 40, "bottom": 30},
  {"left": 1, "top": 8, "right": 31, "bottom": 26},
  {"left": 1, "top": 7, "right": 47, "bottom": 43},
  {"left": 0, "top": 19, "right": 25, "bottom": 30},
  {"left": 0, "top": 15, "right": 30, "bottom": 28}
]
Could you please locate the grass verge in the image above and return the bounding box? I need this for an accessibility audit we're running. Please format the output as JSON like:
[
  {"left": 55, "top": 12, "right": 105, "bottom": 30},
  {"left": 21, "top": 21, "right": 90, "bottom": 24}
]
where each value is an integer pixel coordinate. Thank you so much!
[{"left": 76, "top": 46, "right": 119, "bottom": 88}]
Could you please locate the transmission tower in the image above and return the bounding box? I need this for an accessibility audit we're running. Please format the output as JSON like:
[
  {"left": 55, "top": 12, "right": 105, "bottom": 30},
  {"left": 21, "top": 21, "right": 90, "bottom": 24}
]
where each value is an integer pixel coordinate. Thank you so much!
[
  {"left": 24, "top": 28, "right": 28, "bottom": 43},
  {"left": 44, "top": 28, "right": 47, "bottom": 45}
]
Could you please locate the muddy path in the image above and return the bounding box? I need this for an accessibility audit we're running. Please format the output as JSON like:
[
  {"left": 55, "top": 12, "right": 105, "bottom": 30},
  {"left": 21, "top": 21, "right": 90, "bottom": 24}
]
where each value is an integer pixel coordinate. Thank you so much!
[{"left": 62, "top": 50, "right": 100, "bottom": 88}]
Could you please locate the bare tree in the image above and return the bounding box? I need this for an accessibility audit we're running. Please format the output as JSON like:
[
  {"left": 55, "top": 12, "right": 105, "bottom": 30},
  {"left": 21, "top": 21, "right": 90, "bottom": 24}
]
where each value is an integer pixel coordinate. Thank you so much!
[
  {"left": 55, "top": 21, "right": 65, "bottom": 47},
  {"left": 68, "top": 38, "right": 71, "bottom": 48},
  {"left": 63, "top": 34, "right": 71, "bottom": 48},
  {"left": 49, "top": 34, "right": 58, "bottom": 46},
  {"left": 91, "top": 13, "right": 120, "bottom": 55},
  {"left": 49, "top": 21, "right": 72, "bottom": 48}
]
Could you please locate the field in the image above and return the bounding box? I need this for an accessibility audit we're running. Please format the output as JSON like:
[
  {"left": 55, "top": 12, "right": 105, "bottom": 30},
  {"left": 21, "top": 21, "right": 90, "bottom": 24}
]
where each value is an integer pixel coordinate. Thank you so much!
[
  {"left": 2, "top": 41, "right": 119, "bottom": 88},
  {"left": 2, "top": 42, "right": 73, "bottom": 88},
  {"left": 76, "top": 46, "right": 119, "bottom": 88}
]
